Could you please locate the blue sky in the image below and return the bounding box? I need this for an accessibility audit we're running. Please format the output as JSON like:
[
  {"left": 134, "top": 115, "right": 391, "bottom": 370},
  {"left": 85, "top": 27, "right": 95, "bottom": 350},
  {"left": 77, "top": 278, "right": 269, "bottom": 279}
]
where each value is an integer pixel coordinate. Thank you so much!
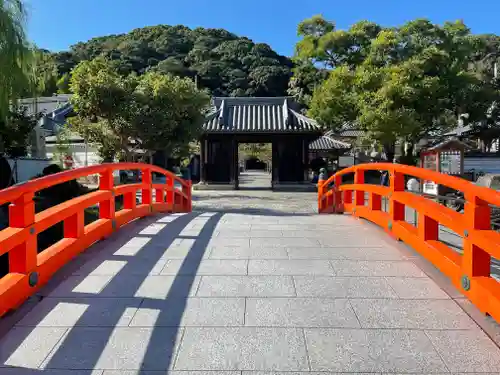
[{"left": 26, "top": 0, "right": 500, "bottom": 57}]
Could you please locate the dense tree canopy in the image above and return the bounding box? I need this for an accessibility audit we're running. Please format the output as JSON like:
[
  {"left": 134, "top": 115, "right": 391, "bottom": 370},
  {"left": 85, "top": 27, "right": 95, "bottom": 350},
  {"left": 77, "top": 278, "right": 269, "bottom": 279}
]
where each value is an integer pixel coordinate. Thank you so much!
[
  {"left": 0, "top": 105, "right": 40, "bottom": 157},
  {"left": 0, "top": 0, "right": 38, "bottom": 163},
  {"left": 29, "top": 48, "right": 59, "bottom": 96},
  {"left": 69, "top": 58, "right": 134, "bottom": 161},
  {"left": 44, "top": 25, "right": 292, "bottom": 98},
  {"left": 0, "top": 0, "right": 31, "bottom": 131},
  {"left": 287, "top": 60, "right": 328, "bottom": 107},
  {"left": 129, "top": 71, "right": 210, "bottom": 157},
  {"left": 69, "top": 58, "right": 210, "bottom": 161},
  {"left": 4, "top": 12, "right": 500, "bottom": 161},
  {"left": 297, "top": 15, "right": 500, "bottom": 158}
]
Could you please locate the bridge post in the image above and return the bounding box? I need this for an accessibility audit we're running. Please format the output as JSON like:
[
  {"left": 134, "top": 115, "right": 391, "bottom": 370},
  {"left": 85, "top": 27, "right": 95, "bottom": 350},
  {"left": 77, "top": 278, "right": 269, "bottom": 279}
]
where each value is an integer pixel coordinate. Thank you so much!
[
  {"left": 166, "top": 175, "right": 174, "bottom": 211},
  {"left": 183, "top": 180, "right": 192, "bottom": 212},
  {"left": 343, "top": 179, "right": 353, "bottom": 208},
  {"left": 141, "top": 168, "right": 152, "bottom": 206},
  {"left": 154, "top": 175, "right": 165, "bottom": 204},
  {"left": 354, "top": 167, "right": 365, "bottom": 210},
  {"left": 8, "top": 192, "right": 37, "bottom": 274},
  {"left": 154, "top": 187, "right": 165, "bottom": 204},
  {"left": 462, "top": 194, "right": 491, "bottom": 288},
  {"left": 333, "top": 174, "right": 342, "bottom": 213},
  {"left": 317, "top": 178, "right": 326, "bottom": 213},
  {"left": 317, "top": 170, "right": 336, "bottom": 214},
  {"left": 388, "top": 168, "right": 405, "bottom": 231},
  {"left": 99, "top": 169, "right": 115, "bottom": 221}
]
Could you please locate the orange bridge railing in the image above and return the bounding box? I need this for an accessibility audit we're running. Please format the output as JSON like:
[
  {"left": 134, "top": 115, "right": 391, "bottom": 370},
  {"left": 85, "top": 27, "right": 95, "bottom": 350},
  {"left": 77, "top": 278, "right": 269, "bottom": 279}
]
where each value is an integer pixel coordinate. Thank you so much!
[
  {"left": 0, "top": 163, "right": 192, "bottom": 318},
  {"left": 318, "top": 163, "right": 500, "bottom": 323}
]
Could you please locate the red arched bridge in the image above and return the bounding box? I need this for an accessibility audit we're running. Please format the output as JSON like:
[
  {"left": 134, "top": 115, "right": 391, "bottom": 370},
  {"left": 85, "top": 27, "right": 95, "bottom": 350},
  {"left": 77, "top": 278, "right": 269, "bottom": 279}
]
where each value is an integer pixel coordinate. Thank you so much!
[{"left": 0, "top": 162, "right": 499, "bottom": 373}]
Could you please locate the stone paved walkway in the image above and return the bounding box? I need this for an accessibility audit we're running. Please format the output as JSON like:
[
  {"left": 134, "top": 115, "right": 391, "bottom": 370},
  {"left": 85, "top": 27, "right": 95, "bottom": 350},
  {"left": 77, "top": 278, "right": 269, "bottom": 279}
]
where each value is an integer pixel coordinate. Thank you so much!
[
  {"left": 1, "top": 188, "right": 500, "bottom": 374},
  {"left": 238, "top": 170, "right": 272, "bottom": 189}
]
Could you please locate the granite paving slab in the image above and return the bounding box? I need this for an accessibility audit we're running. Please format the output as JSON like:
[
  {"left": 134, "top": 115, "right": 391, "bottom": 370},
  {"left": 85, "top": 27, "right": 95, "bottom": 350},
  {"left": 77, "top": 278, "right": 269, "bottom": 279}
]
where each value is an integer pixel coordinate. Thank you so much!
[{"left": 1, "top": 187, "right": 498, "bottom": 374}]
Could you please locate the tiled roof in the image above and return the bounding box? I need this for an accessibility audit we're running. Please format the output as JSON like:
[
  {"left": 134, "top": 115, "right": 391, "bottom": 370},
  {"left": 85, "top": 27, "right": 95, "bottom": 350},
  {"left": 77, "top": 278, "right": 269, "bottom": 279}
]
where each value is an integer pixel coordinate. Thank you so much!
[
  {"left": 325, "top": 123, "right": 365, "bottom": 138},
  {"left": 309, "top": 135, "right": 351, "bottom": 151},
  {"left": 202, "top": 97, "right": 321, "bottom": 134},
  {"left": 338, "top": 129, "right": 365, "bottom": 137},
  {"left": 444, "top": 123, "right": 474, "bottom": 136},
  {"left": 425, "top": 137, "right": 471, "bottom": 151},
  {"left": 18, "top": 95, "right": 73, "bottom": 133},
  {"left": 18, "top": 95, "right": 72, "bottom": 117},
  {"left": 45, "top": 133, "right": 85, "bottom": 143}
]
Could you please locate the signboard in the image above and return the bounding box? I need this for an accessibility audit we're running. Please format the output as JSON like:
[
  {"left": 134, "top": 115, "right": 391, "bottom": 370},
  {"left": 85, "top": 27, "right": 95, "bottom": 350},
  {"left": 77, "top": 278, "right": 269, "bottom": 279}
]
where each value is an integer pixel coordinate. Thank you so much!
[
  {"left": 422, "top": 153, "right": 439, "bottom": 195},
  {"left": 423, "top": 154, "right": 437, "bottom": 170},
  {"left": 338, "top": 156, "right": 355, "bottom": 167},
  {"left": 440, "top": 153, "right": 461, "bottom": 174},
  {"left": 63, "top": 155, "right": 74, "bottom": 169},
  {"left": 423, "top": 180, "right": 438, "bottom": 195}
]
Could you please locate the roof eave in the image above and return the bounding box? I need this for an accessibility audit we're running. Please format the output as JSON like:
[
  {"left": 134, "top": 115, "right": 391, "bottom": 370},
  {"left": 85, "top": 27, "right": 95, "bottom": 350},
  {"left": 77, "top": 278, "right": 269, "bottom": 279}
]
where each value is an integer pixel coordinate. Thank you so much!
[{"left": 201, "top": 130, "right": 323, "bottom": 135}]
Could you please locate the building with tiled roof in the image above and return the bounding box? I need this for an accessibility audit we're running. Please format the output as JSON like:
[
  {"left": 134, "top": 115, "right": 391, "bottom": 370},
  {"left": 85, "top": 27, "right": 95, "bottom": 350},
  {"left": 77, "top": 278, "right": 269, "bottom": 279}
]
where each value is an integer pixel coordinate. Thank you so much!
[
  {"left": 18, "top": 94, "right": 73, "bottom": 135},
  {"left": 16, "top": 95, "right": 74, "bottom": 158},
  {"left": 199, "top": 97, "right": 323, "bottom": 189},
  {"left": 309, "top": 134, "right": 351, "bottom": 152},
  {"left": 202, "top": 97, "right": 321, "bottom": 134}
]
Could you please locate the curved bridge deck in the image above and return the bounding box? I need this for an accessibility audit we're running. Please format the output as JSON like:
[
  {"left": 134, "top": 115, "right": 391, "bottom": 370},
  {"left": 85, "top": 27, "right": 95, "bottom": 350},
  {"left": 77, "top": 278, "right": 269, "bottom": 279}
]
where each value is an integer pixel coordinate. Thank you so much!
[{"left": 1, "top": 190, "right": 500, "bottom": 373}]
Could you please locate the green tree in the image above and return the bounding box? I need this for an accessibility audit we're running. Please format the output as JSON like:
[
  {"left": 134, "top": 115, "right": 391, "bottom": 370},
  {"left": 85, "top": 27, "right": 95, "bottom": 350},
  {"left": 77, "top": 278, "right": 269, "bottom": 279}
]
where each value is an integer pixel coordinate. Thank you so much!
[
  {"left": 39, "top": 24, "right": 293, "bottom": 98},
  {"left": 69, "top": 59, "right": 210, "bottom": 163},
  {"left": 295, "top": 15, "right": 381, "bottom": 69},
  {"left": 239, "top": 143, "right": 272, "bottom": 164},
  {"left": 56, "top": 73, "right": 71, "bottom": 93},
  {"left": 30, "top": 48, "right": 59, "bottom": 96},
  {"left": 69, "top": 58, "right": 135, "bottom": 161},
  {"left": 303, "top": 17, "right": 499, "bottom": 160},
  {"left": 129, "top": 71, "right": 210, "bottom": 159},
  {"left": 467, "top": 35, "right": 500, "bottom": 151},
  {"left": 288, "top": 60, "right": 328, "bottom": 107},
  {"left": 0, "top": 0, "right": 31, "bottom": 124},
  {"left": 0, "top": 105, "right": 41, "bottom": 157}
]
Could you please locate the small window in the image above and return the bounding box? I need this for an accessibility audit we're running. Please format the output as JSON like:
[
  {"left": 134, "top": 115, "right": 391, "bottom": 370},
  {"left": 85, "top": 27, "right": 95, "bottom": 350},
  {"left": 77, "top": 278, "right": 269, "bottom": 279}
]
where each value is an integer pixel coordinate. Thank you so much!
[{"left": 490, "top": 177, "right": 500, "bottom": 191}]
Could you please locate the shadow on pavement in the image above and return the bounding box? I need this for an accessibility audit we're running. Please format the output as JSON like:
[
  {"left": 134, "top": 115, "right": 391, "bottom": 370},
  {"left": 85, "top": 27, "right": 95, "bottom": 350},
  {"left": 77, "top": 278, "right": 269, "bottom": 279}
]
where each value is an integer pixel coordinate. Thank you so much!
[
  {"left": 194, "top": 206, "right": 314, "bottom": 217},
  {"left": 193, "top": 194, "right": 277, "bottom": 201},
  {"left": 0, "top": 210, "right": 223, "bottom": 373}
]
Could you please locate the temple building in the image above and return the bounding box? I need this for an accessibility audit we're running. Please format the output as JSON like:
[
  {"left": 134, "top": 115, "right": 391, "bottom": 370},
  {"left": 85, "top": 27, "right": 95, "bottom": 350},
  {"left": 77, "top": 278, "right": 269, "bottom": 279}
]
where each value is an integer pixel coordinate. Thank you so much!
[{"left": 197, "top": 97, "right": 322, "bottom": 190}]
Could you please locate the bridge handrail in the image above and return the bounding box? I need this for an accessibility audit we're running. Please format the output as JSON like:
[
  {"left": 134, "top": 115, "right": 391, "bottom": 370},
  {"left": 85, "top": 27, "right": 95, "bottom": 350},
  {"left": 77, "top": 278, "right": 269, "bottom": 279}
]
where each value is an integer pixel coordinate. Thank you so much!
[
  {"left": 0, "top": 162, "right": 190, "bottom": 204},
  {"left": 0, "top": 162, "right": 192, "bottom": 318},
  {"left": 318, "top": 163, "right": 500, "bottom": 323},
  {"left": 323, "top": 163, "right": 500, "bottom": 206}
]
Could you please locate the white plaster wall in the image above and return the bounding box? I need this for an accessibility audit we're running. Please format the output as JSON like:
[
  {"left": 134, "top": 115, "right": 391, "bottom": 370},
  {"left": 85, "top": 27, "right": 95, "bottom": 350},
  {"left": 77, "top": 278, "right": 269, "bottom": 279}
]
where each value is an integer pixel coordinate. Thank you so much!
[
  {"left": 7, "top": 158, "right": 51, "bottom": 182},
  {"left": 45, "top": 142, "right": 101, "bottom": 168}
]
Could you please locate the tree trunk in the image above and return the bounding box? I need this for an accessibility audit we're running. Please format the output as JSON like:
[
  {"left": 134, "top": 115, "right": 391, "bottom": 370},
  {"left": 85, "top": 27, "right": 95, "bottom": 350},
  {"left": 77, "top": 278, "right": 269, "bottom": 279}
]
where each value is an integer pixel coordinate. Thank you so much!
[
  {"left": 398, "top": 142, "right": 416, "bottom": 165},
  {"left": 383, "top": 143, "right": 396, "bottom": 162}
]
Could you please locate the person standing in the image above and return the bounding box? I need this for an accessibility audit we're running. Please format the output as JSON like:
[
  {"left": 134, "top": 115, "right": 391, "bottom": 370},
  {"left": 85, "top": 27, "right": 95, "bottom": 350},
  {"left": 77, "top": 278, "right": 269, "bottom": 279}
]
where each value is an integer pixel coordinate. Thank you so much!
[{"left": 380, "top": 170, "right": 389, "bottom": 186}]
